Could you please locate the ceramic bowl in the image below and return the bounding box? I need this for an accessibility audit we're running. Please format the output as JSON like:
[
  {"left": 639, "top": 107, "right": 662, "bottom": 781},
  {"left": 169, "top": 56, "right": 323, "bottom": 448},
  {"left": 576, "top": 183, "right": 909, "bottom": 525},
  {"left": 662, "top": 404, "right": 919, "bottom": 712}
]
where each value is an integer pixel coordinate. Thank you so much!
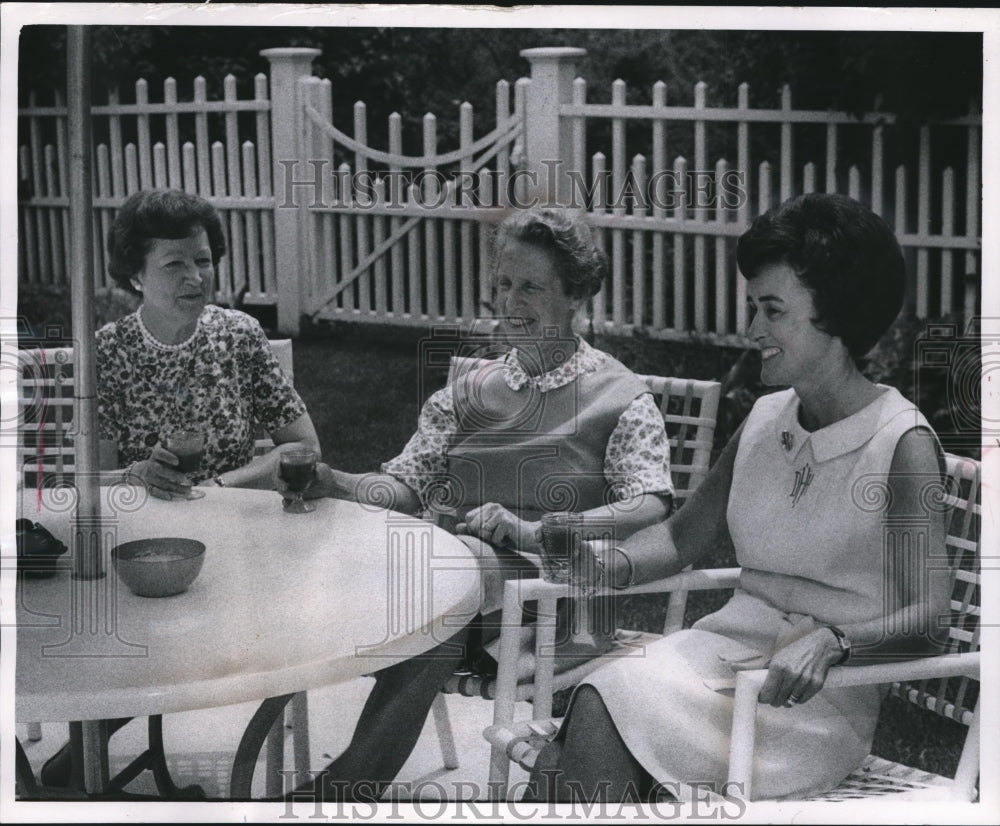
[{"left": 111, "top": 538, "right": 205, "bottom": 597}]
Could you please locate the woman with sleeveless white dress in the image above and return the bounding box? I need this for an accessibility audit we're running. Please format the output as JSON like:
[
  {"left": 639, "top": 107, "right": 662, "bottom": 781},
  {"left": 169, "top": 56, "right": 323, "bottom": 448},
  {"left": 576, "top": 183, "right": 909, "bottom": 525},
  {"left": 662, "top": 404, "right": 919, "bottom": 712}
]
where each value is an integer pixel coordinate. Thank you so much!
[{"left": 528, "top": 193, "right": 952, "bottom": 803}]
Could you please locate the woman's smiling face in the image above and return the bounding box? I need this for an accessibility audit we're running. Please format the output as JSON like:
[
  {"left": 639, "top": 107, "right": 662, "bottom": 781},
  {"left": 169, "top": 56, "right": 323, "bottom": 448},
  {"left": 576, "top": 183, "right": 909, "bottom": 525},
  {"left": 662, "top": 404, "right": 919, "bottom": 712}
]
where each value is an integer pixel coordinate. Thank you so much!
[
  {"left": 746, "top": 261, "right": 841, "bottom": 387},
  {"left": 132, "top": 230, "right": 214, "bottom": 324},
  {"left": 494, "top": 238, "right": 581, "bottom": 342}
]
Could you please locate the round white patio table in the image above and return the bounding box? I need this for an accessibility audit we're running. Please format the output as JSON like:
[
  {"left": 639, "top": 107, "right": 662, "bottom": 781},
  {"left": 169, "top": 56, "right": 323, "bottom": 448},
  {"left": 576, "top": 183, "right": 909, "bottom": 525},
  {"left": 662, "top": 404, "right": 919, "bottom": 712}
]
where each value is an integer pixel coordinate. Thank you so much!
[{"left": 15, "top": 484, "right": 481, "bottom": 797}]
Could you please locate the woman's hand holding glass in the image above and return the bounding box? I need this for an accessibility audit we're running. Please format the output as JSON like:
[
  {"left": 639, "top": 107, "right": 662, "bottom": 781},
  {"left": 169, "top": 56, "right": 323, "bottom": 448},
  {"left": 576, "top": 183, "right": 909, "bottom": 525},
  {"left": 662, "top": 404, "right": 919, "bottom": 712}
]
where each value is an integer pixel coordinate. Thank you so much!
[
  {"left": 125, "top": 443, "right": 201, "bottom": 500},
  {"left": 568, "top": 539, "right": 607, "bottom": 592},
  {"left": 274, "top": 461, "right": 342, "bottom": 501},
  {"left": 274, "top": 450, "right": 319, "bottom": 513},
  {"left": 457, "top": 503, "right": 542, "bottom": 554}
]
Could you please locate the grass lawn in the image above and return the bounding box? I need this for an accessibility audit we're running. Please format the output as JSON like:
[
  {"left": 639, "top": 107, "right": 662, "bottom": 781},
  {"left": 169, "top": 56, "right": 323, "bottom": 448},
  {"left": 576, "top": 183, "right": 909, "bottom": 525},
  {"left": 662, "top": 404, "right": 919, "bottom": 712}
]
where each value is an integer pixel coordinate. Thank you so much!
[
  {"left": 292, "top": 334, "right": 441, "bottom": 473},
  {"left": 290, "top": 329, "right": 969, "bottom": 783}
]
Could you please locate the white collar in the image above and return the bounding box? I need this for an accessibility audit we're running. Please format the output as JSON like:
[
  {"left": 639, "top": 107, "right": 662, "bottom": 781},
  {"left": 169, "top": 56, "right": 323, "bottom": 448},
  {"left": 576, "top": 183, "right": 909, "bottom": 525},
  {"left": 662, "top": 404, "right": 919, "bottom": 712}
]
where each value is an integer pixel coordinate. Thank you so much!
[
  {"left": 772, "top": 385, "right": 906, "bottom": 463},
  {"left": 502, "top": 338, "right": 606, "bottom": 392}
]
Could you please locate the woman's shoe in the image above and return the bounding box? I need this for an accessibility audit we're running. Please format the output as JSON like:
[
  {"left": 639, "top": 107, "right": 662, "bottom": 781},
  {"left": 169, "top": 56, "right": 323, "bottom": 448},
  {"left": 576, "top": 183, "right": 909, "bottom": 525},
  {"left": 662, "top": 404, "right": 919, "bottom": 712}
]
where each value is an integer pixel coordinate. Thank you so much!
[{"left": 454, "top": 648, "right": 499, "bottom": 679}]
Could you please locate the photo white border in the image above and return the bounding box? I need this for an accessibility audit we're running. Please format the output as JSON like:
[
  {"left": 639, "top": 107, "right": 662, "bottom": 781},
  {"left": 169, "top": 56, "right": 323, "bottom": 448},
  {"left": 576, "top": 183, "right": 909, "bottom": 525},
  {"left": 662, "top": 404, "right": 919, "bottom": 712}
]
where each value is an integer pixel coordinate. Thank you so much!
[{"left": 1, "top": 4, "right": 997, "bottom": 824}]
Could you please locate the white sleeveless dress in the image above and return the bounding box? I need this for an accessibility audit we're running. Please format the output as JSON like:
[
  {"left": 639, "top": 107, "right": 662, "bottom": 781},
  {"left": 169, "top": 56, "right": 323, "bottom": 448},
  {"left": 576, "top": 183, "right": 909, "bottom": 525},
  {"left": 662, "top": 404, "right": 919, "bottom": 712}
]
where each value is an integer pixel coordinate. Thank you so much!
[{"left": 580, "top": 385, "right": 935, "bottom": 800}]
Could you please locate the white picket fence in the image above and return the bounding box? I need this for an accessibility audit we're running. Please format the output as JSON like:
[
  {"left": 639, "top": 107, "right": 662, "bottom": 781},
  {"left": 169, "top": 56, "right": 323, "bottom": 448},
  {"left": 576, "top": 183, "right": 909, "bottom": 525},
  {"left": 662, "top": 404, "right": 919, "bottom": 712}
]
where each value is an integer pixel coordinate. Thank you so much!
[
  {"left": 17, "top": 46, "right": 982, "bottom": 344},
  {"left": 562, "top": 76, "right": 982, "bottom": 344},
  {"left": 295, "top": 74, "right": 524, "bottom": 329},
  {"left": 18, "top": 73, "right": 277, "bottom": 307}
]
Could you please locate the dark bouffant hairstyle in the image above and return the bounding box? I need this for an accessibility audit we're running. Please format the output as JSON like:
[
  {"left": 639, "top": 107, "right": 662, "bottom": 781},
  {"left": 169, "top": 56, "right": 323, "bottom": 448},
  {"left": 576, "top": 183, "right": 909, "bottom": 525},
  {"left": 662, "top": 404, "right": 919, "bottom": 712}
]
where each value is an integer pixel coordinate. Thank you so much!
[
  {"left": 107, "top": 189, "right": 227, "bottom": 293},
  {"left": 736, "top": 193, "right": 905, "bottom": 358},
  {"left": 491, "top": 206, "right": 608, "bottom": 300}
]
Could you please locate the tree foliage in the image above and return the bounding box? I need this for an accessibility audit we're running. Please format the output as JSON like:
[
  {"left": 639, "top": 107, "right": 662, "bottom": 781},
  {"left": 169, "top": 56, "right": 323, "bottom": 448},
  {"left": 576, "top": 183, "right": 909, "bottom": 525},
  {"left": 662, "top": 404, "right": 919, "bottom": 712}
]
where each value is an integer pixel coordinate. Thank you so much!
[
  {"left": 20, "top": 25, "right": 982, "bottom": 123},
  {"left": 17, "top": 25, "right": 982, "bottom": 179}
]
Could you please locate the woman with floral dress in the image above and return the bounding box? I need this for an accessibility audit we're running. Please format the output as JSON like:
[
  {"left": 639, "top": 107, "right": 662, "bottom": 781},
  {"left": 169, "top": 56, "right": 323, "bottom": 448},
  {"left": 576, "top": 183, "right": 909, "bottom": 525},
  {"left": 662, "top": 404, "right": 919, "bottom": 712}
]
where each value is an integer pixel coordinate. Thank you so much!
[
  {"left": 40, "top": 189, "right": 320, "bottom": 786},
  {"left": 97, "top": 188, "right": 319, "bottom": 496}
]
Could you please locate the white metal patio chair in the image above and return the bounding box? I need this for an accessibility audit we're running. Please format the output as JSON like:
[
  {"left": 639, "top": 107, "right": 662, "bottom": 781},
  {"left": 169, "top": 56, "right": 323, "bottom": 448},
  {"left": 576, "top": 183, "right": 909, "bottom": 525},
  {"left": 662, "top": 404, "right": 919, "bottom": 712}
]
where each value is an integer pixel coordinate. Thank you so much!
[
  {"left": 484, "top": 452, "right": 982, "bottom": 802},
  {"left": 16, "top": 338, "right": 297, "bottom": 482},
  {"left": 17, "top": 346, "right": 78, "bottom": 487},
  {"left": 433, "top": 355, "right": 722, "bottom": 785}
]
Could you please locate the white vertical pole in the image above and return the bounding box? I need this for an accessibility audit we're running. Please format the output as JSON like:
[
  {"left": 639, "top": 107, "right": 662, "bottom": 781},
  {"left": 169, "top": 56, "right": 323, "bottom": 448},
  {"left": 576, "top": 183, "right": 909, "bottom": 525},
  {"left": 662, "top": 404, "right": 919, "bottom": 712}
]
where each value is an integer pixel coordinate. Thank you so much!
[
  {"left": 67, "top": 26, "right": 101, "bottom": 579},
  {"left": 68, "top": 24, "right": 109, "bottom": 795}
]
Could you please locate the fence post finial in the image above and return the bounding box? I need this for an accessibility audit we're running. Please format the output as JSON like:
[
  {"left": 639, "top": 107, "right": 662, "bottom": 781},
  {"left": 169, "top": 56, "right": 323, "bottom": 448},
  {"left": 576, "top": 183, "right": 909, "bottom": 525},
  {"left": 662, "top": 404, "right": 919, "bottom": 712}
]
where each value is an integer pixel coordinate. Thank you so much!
[
  {"left": 519, "top": 47, "right": 586, "bottom": 208},
  {"left": 260, "top": 47, "right": 322, "bottom": 336}
]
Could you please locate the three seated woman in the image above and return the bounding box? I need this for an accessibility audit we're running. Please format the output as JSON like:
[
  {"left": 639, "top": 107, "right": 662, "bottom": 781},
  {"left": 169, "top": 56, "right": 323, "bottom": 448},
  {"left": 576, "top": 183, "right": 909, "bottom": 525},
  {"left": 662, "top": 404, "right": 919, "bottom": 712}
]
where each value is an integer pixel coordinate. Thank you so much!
[{"left": 83, "top": 188, "right": 947, "bottom": 804}]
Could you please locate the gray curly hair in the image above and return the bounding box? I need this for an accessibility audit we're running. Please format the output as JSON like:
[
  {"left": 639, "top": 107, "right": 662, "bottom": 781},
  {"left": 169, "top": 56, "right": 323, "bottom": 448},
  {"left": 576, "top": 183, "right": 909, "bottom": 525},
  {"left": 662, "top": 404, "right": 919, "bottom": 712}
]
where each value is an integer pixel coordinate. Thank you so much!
[{"left": 491, "top": 206, "right": 608, "bottom": 300}]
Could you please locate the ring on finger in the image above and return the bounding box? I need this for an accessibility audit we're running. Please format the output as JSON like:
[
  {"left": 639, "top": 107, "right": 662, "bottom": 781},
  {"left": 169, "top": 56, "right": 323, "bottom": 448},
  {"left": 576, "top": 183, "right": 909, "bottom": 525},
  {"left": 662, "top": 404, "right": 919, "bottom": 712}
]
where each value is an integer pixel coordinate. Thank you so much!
[{"left": 784, "top": 694, "right": 802, "bottom": 707}]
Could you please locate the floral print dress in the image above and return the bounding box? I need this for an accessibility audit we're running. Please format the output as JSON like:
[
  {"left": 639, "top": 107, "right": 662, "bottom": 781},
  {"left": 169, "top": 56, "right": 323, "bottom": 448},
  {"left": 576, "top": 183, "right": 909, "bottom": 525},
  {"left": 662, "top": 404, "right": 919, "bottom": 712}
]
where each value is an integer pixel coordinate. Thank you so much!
[{"left": 96, "top": 305, "right": 307, "bottom": 483}]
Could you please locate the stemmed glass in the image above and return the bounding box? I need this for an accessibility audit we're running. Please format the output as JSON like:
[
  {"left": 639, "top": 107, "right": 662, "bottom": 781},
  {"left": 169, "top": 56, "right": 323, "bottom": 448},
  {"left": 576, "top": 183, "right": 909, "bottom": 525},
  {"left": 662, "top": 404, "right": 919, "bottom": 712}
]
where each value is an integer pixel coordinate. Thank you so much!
[
  {"left": 280, "top": 450, "right": 318, "bottom": 514},
  {"left": 162, "top": 429, "right": 206, "bottom": 500}
]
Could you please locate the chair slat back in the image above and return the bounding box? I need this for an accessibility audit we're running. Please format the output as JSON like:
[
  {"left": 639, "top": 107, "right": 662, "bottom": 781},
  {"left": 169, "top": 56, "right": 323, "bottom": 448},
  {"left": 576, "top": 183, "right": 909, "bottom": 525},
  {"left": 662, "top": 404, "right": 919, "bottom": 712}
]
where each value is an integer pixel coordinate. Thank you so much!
[
  {"left": 18, "top": 347, "right": 77, "bottom": 485},
  {"left": 19, "top": 339, "right": 297, "bottom": 475},
  {"left": 446, "top": 355, "right": 490, "bottom": 385},
  {"left": 889, "top": 453, "right": 981, "bottom": 726},
  {"left": 636, "top": 375, "right": 721, "bottom": 507},
  {"left": 268, "top": 339, "right": 294, "bottom": 386}
]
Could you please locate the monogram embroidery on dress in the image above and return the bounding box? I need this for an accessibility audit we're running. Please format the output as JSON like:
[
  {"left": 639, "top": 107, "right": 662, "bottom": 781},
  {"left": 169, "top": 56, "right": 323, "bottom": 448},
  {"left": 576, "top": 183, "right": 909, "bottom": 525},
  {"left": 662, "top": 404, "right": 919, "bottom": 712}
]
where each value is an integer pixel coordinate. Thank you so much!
[{"left": 789, "top": 463, "right": 814, "bottom": 506}]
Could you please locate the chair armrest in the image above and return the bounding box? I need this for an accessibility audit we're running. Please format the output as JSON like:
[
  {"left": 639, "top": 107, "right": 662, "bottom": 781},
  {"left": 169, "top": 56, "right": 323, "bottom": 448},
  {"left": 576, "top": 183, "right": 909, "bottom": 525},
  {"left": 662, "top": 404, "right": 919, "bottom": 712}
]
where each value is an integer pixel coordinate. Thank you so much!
[
  {"left": 726, "top": 652, "right": 981, "bottom": 797},
  {"left": 500, "top": 566, "right": 742, "bottom": 605},
  {"left": 616, "top": 567, "right": 742, "bottom": 596},
  {"left": 822, "top": 651, "right": 979, "bottom": 688}
]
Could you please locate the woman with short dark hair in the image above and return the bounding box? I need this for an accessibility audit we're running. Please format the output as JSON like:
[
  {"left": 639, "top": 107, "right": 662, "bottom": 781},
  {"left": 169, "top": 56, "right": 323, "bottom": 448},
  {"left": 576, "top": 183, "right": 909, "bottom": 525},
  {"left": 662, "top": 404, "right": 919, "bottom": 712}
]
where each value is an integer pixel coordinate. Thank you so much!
[
  {"left": 98, "top": 188, "right": 319, "bottom": 494},
  {"left": 40, "top": 189, "right": 321, "bottom": 788},
  {"left": 528, "top": 193, "right": 949, "bottom": 802},
  {"left": 736, "top": 191, "right": 906, "bottom": 359}
]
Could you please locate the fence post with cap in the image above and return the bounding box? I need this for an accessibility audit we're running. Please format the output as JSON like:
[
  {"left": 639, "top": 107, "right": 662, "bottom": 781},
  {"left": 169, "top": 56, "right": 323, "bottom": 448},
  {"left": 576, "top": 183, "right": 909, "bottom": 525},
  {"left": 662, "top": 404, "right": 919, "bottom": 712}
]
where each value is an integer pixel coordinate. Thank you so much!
[
  {"left": 261, "top": 47, "right": 321, "bottom": 336},
  {"left": 519, "top": 47, "right": 587, "bottom": 207}
]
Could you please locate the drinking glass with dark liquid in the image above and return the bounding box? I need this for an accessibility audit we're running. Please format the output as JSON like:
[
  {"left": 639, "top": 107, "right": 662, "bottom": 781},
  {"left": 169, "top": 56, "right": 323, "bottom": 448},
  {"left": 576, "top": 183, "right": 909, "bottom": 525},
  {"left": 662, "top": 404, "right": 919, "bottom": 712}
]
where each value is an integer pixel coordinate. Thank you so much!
[
  {"left": 162, "top": 429, "right": 206, "bottom": 500},
  {"left": 280, "top": 450, "right": 318, "bottom": 514}
]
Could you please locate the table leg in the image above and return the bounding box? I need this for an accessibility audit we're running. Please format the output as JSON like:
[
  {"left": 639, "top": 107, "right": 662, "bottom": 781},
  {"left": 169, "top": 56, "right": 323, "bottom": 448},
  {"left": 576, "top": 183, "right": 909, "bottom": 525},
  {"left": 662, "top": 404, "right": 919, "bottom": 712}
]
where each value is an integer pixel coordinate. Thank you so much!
[
  {"left": 230, "top": 693, "right": 295, "bottom": 800},
  {"left": 145, "top": 715, "right": 206, "bottom": 798},
  {"left": 265, "top": 712, "right": 285, "bottom": 799},
  {"left": 289, "top": 692, "right": 312, "bottom": 788},
  {"left": 94, "top": 716, "right": 204, "bottom": 798},
  {"left": 15, "top": 737, "right": 39, "bottom": 795},
  {"left": 70, "top": 719, "right": 109, "bottom": 793}
]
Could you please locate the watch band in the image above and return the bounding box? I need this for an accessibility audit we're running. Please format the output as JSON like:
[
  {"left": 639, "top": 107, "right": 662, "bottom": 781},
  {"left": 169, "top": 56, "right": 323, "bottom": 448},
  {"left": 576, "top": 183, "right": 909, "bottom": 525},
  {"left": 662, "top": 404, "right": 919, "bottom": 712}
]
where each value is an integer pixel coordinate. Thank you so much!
[
  {"left": 122, "top": 462, "right": 140, "bottom": 485},
  {"left": 826, "top": 624, "right": 851, "bottom": 664},
  {"left": 582, "top": 545, "right": 606, "bottom": 595}
]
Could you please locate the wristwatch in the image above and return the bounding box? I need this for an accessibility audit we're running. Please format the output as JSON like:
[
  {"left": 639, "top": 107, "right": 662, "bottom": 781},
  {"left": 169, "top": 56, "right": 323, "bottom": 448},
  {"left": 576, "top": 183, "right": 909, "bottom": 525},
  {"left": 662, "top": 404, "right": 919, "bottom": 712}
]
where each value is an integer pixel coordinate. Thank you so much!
[{"left": 826, "top": 624, "right": 852, "bottom": 665}]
